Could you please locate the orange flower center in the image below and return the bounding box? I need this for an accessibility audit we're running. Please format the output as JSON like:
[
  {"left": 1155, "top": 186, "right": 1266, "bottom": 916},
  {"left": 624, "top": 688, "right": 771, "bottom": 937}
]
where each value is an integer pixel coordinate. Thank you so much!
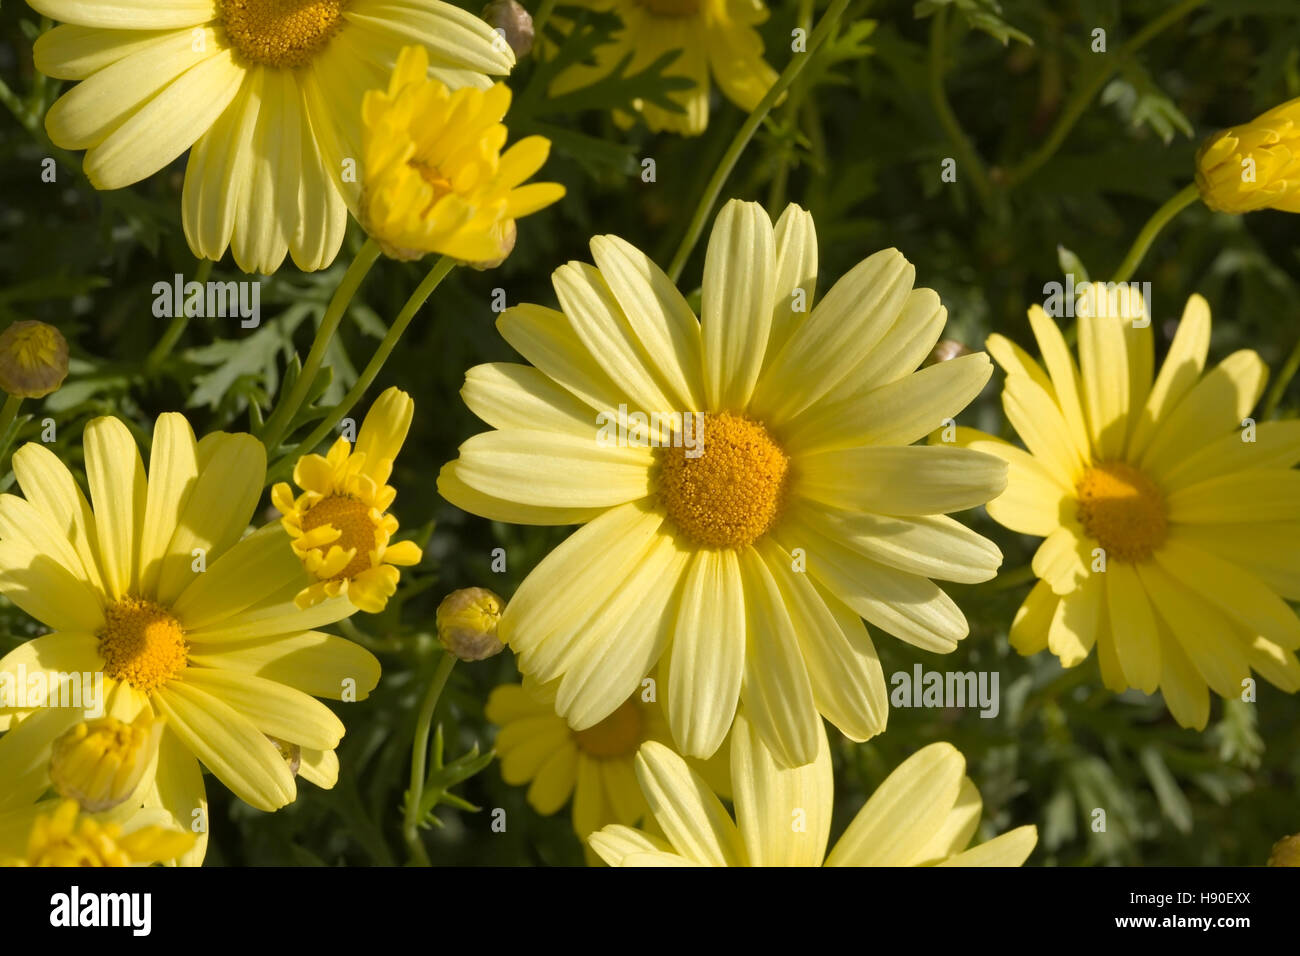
[
  {"left": 218, "top": 0, "right": 349, "bottom": 69},
  {"left": 1076, "top": 461, "right": 1167, "bottom": 563},
  {"left": 301, "top": 494, "right": 377, "bottom": 579},
  {"left": 572, "top": 699, "right": 645, "bottom": 759},
  {"left": 657, "top": 412, "right": 790, "bottom": 549},
  {"left": 97, "top": 599, "right": 188, "bottom": 693}
]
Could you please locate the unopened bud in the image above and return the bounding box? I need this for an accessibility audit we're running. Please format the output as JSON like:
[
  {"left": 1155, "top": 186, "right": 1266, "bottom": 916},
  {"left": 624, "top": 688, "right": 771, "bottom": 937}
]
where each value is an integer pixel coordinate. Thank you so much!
[
  {"left": 437, "top": 587, "right": 506, "bottom": 661},
  {"left": 0, "top": 320, "right": 69, "bottom": 398},
  {"left": 1268, "top": 833, "right": 1300, "bottom": 866},
  {"left": 927, "top": 339, "right": 972, "bottom": 365},
  {"left": 48, "top": 714, "right": 163, "bottom": 813},
  {"left": 482, "top": 0, "right": 534, "bottom": 58}
]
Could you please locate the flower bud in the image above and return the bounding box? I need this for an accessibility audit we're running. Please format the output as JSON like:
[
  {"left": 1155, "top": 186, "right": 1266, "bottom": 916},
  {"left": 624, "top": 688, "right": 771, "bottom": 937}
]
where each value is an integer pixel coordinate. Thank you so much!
[
  {"left": 1268, "top": 833, "right": 1300, "bottom": 867},
  {"left": 0, "top": 320, "right": 69, "bottom": 398},
  {"left": 926, "top": 339, "right": 972, "bottom": 365},
  {"left": 48, "top": 713, "right": 163, "bottom": 813},
  {"left": 1196, "top": 97, "right": 1300, "bottom": 214},
  {"left": 482, "top": 1, "right": 534, "bottom": 58},
  {"left": 436, "top": 587, "right": 506, "bottom": 661}
]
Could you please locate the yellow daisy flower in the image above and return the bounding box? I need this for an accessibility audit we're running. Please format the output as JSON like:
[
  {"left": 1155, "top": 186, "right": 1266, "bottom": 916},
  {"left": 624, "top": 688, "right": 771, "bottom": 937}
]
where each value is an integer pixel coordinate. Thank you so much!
[
  {"left": 439, "top": 199, "right": 1007, "bottom": 768},
  {"left": 548, "top": 0, "right": 778, "bottom": 135},
  {"left": 28, "top": 0, "right": 515, "bottom": 273},
  {"left": 360, "top": 44, "right": 566, "bottom": 264},
  {"left": 1196, "top": 96, "right": 1300, "bottom": 214},
  {"left": 1, "top": 799, "right": 194, "bottom": 867},
  {"left": 590, "top": 713, "right": 1038, "bottom": 866},
  {"left": 486, "top": 676, "right": 728, "bottom": 861},
  {"left": 953, "top": 291, "right": 1300, "bottom": 729},
  {"left": 0, "top": 412, "right": 382, "bottom": 865},
  {"left": 272, "top": 386, "right": 422, "bottom": 614}
]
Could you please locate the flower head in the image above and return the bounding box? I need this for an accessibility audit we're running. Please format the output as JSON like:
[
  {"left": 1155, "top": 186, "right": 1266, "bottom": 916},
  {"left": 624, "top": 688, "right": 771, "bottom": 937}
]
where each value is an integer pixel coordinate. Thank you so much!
[
  {"left": 440, "top": 200, "right": 1006, "bottom": 769},
  {"left": 1269, "top": 834, "right": 1300, "bottom": 867},
  {"left": 0, "top": 320, "right": 69, "bottom": 398},
  {"left": 0, "top": 411, "right": 382, "bottom": 865},
  {"left": 955, "top": 291, "right": 1300, "bottom": 729},
  {"left": 1196, "top": 96, "right": 1300, "bottom": 214},
  {"left": 49, "top": 714, "right": 164, "bottom": 814},
  {"left": 273, "top": 386, "right": 422, "bottom": 613},
  {"left": 1, "top": 800, "right": 193, "bottom": 867},
  {"left": 437, "top": 587, "right": 506, "bottom": 661},
  {"left": 547, "top": 0, "right": 780, "bottom": 136},
  {"left": 28, "top": 0, "right": 514, "bottom": 273},
  {"left": 360, "top": 44, "right": 564, "bottom": 265},
  {"left": 590, "top": 713, "right": 1037, "bottom": 866}
]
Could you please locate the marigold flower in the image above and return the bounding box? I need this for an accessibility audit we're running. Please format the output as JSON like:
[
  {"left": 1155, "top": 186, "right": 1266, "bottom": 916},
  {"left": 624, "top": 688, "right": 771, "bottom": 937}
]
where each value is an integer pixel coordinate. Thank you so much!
[{"left": 359, "top": 44, "right": 565, "bottom": 265}]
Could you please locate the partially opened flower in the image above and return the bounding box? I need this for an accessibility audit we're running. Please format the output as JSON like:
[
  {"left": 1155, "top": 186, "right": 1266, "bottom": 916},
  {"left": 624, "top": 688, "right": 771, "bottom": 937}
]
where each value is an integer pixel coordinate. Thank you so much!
[
  {"left": 440, "top": 199, "right": 1006, "bottom": 768},
  {"left": 954, "top": 292, "right": 1300, "bottom": 729},
  {"left": 486, "top": 676, "right": 728, "bottom": 862},
  {"left": 27, "top": 0, "right": 514, "bottom": 273},
  {"left": 1196, "top": 96, "right": 1300, "bottom": 214},
  {"left": 548, "top": 0, "right": 779, "bottom": 135},
  {"left": 0, "top": 320, "right": 68, "bottom": 399},
  {"left": 590, "top": 713, "right": 1037, "bottom": 867},
  {"left": 273, "top": 387, "right": 422, "bottom": 614},
  {"left": 0, "top": 412, "right": 382, "bottom": 865},
  {"left": 360, "top": 44, "right": 565, "bottom": 265},
  {"left": 0, "top": 799, "right": 194, "bottom": 867}
]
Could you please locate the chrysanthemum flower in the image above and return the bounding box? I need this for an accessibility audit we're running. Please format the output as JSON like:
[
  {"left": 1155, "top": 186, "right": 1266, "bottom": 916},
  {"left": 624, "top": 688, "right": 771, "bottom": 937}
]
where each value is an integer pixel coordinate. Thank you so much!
[
  {"left": 360, "top": 44, "right": 565, "bottom": 264},
  {"left": 954, "top": 291, "right": 1300, "bottom": 729},
  {"left": 439, "top": 200, "right": 1006, "bottom": 768},
  {"left": 27, "top": 0, "right": 514, "bottom": 273},
  {"left": 272, "top": 386, "right": 422, "bottom": 614},
  {"left": 548, "top": 0, "right": 779, "bottom": 135},
  {"left": 486, "top": 676, "right": 728, "bottom": 859},
  {"left": 1196, "top": 96, "right": 1300, "bottom": 214},
  {"left": 0, "top": 320, "right": 69, "bottom": 398},
  {"left": 590, "top": 713, "right": 1038, "bottom": 866},
  {"left": 0, "top": 413, "right": 382, "bottom": 865},
  {"left": 0, "top": 799, "right": 194, "bottom": 867}
]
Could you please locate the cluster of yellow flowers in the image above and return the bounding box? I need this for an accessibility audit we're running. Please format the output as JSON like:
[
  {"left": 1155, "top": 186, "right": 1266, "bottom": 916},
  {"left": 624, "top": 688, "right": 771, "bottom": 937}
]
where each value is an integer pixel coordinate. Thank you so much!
[{"left": 3, "top": 0, "right": 1299, "bottom": 868}]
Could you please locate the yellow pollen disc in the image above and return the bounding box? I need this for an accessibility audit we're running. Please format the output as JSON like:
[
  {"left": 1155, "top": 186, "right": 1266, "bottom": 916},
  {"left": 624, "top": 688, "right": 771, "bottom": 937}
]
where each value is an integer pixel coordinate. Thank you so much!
[
  {"left": 657, "top": 412, "right": 790, "bottom": 549},
  {"left": 1076, "top": 461, "right": 1168, "bottom": 562},
  {"left": 218, "top": 0, "right": 348, "bottom": 69},
  {"left": 97, "top": 599, "right": 188, "bottom": 693},
  {"left": 636, "top": 0, "right": 701, "bottom": 16},
  {"left": 572, "top": 699, "right": 644, "bottom": 759},
  {"left": 301, "top": 494, "right": 378, "bottom": 579}
]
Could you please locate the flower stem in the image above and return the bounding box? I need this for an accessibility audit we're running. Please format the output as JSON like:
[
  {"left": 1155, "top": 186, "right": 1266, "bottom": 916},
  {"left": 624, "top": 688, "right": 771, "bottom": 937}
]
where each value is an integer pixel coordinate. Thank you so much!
[
  {"left": 1109, "top": 182, "right": 1199, "bottom": 283},
  {"left": 265, "top": 256, "right": 456, "bottom": 486},
  {"left": 404, "top": 651, "right": 457, "bottom": 866},
  {"left": 260, "top": 238, "right": 382, "bottom": 452},
  {"left": 0, "top": 394, "right": 22, "bottom": 441},
  {"left": 666, "top": 0, "right": 849, "bottom": 283},
  {"left": 145, "top": 259, "right": 213, "bottom": 372},
  {"left": 928, "top": 5, "right": 993, "bottom": 212},
  {"left": 1005, "top": 0, "right": 1208, "bottom": 188},
  {"left": 1263, "top": 330, "right": 1300, "bottom": 419}
]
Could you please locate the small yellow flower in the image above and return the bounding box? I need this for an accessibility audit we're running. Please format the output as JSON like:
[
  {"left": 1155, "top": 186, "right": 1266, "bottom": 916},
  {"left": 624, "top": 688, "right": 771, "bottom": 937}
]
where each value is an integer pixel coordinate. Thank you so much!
[
  {"left": 360, "top": 44, "right": 565, "bottom": 265},
  {"left": 1, "top": 799, "right": 193, "bottom": 867},
  {"left": 0, "top": 320, "right": 69, "bottom": 398},
  {"left": 437, "top": 587, "right": 506, "bottom": 661},
  {"left": 273, "top": 387, "right": 423, "bottom": 613},
  {"left": 1269, "top": 834, "right": 1300, "bottom": 867},
  {"left": 1196, "top": 96, "right": 1300, "bottom": 214},
  {"left": 49, "top": 714, "right": 164, "bottom": 814}
]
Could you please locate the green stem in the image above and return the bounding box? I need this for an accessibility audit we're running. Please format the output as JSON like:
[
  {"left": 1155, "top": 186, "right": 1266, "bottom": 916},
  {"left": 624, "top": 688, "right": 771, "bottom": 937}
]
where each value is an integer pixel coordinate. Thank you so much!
[
  {"left": 260, "top": 239, "right": 382, "bottom": 451},
  {"left": 0, "top": 394, "right": 22, "bottom": 441},
  {"left": 666, "top": 0, "right": 849, "bottom": 283},
  {"left": 145, "top": 260, "right": 213, "bottom": 371},
  {"left": 404, "top": 652, "right": 457, "bottom": 866},
  {"left": 1264, "top": 330, "right": 1300, "bottom": 419},
  {"left": 928, "top": 6, "right": 993, "bottom": 212},
  {"left": 532, "top": 0, "right": 558, "bottom": 54},
  {"left": 1005, "top": 0, "right": 1208, "bottom": 188},
  {"left": 266, "top": 256, "right": 456, "bottom": 486},
  {"left": 1110, "top": 182, "right": 1199, "bottom": 283}
]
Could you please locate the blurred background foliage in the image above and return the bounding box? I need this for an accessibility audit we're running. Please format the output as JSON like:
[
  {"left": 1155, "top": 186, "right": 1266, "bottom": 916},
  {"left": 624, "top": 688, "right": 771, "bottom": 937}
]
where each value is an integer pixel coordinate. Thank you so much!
[{"left": 1, "top": 0, "right": 1298, "bottom": 866}]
